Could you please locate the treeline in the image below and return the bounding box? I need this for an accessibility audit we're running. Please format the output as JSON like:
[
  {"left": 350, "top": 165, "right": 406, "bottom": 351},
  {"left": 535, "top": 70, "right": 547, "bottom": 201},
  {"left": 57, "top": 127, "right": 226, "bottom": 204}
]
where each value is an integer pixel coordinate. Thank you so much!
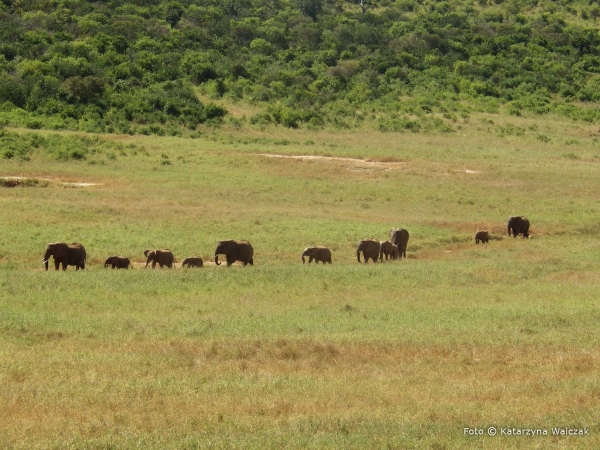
[{"left": 0, "top": 0, "right": 599, "bottom": 135}]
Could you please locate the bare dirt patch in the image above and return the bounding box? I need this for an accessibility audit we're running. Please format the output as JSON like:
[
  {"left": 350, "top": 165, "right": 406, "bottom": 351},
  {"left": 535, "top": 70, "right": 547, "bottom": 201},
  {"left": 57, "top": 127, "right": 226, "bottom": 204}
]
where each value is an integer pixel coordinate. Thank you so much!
[
  {"left": 259, "top": 153, "right": 404, "bottom": 171},
  {"left": 0, "top": 176, "right": 100, "bottom": 187}
]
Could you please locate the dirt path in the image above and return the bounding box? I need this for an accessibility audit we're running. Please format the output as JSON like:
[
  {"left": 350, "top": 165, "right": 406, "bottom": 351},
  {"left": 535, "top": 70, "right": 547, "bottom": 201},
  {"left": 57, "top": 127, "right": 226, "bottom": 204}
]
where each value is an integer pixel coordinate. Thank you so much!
[
  {"left": 0, "top": 176, "right": 100, "bottom": 187},
  {"left": 259, "top": 153, "right": 404, "bottom": 169}
]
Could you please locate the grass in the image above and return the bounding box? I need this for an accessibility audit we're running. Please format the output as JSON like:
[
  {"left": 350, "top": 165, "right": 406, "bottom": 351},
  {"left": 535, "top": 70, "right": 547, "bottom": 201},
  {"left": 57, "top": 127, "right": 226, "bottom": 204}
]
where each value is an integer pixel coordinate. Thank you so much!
[{"left": 1, "top": 112, "right": 600, "bottom": 448}]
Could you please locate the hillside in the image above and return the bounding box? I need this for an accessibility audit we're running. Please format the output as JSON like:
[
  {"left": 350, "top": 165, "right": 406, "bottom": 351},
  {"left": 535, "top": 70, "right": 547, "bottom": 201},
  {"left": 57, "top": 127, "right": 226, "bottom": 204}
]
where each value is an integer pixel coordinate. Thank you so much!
[{"left": 1, "top": 0, "right": 600, "bottom": 136}]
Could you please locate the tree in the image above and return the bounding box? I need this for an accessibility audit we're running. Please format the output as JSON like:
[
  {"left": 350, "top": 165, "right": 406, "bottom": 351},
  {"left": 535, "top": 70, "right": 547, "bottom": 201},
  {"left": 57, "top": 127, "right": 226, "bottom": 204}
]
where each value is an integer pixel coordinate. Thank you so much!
[
  {"left": 165, "top": 2, "right": 184, "bottom": 28},
  {"left": 296, "top": 0, "right": 322, "bottom": 20}
]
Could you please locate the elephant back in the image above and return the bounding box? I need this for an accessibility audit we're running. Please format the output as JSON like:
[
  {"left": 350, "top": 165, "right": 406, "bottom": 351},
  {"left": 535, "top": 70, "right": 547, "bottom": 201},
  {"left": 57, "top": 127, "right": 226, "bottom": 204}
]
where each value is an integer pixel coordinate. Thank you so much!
[{"left": 389, "top": 228, "right": 409, "bottom": 245}]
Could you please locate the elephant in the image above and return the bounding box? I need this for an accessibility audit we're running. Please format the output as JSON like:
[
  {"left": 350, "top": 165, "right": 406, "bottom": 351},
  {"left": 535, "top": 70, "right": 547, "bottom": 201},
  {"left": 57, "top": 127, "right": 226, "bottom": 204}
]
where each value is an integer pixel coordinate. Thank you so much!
[
  {"left": 475, "top": 230, "right": 489, "bottom": 244},
  {"left": 182, "top": 257, "right": 203, "bottom": 268},
  {"left": 144, "top": 249, "right": 174, "bottom": 268},
  {"left": 379, "top": 241, "right": 399, "bottom": 261},
  {"left": 357, "top": 238, "right": 381, "bottom": 263},
  {"left": 507, "top": 216, "right": 530, "bottom": 238},
  {"left": 302, "top": 246, "right": 332, "bottom": 264},
  {"left": 104, "top": 256, "right": 132, "bottom": 269},
  {"left": 42, "top": 242, "right": 86, "bottom": 271},
  {"left": 389, "top": 228, "right": 409, "bottom": 258},
  {"left": 214, "top": 240, "right": 254, "bottom": 266}
]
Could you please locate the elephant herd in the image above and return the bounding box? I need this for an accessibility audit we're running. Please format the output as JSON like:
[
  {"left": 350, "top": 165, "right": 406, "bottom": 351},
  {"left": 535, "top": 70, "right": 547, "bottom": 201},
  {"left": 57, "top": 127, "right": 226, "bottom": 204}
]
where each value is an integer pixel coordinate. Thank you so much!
[
  {"left": 354, "top": 227, "right": 410, "bottom": 264},
  {"left": 41, "top": 216, "right": 530, "bottom": 270},
  {"left": 474, "top": 215, "right": 530, "bottom": 245},
  {"left": 41, "top": 239, "right": 254, "bottom": 270}
]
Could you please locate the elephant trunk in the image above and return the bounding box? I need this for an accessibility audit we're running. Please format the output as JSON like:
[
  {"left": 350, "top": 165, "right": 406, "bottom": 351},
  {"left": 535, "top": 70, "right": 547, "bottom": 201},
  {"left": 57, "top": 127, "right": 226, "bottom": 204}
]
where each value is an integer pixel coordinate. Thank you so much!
[
  {"left": 356, "top": 251, "right": 362, "bottom": 263},
  {"left": 43, "top": 259, "right": 48, "bottom": 270},
  {"left": 215, "top": 254, "right": 221, "bottom": 265}
]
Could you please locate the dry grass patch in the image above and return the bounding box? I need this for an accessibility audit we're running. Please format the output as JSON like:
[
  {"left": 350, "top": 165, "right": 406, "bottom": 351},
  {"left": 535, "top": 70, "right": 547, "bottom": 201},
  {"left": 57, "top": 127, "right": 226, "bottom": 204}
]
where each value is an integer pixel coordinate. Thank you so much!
[{"left": 2, "top": 339, "right": 599, "bottom": 447}]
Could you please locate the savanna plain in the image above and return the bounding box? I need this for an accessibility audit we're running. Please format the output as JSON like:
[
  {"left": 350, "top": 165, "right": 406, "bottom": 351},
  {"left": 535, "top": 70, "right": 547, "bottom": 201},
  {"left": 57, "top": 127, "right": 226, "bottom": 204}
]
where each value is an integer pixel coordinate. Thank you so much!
[{"left": 1, "top": 113, "right": 600, "bottom": 449}]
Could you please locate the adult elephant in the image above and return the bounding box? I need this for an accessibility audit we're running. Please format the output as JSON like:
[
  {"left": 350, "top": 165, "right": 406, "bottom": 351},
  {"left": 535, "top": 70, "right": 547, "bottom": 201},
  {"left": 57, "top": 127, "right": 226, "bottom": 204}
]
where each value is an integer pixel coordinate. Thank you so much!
[
  {"left": 144, "top": 249, "right": 174, "bottom": 268},
  {"left": 182, "top": 257, "right": 203, "bottom": 268},
  {"left": 379, "top": 241, "right": 399, "bottom": 261},
  {"left": 389, "top": 228, "right": 409, "bottom": 258},
  {"left": 507, "top": 216, "right": 530, "bottom": 238},
  {"left": 104, "top": 256, "right": 132, "bottom": 269},
  {"left": 357, "top": 239, "right": 381, "bottom": 263},
  {"left": 474, "top": 230, "right": 489, "bottom": 244},
  {"left": 302, "top": 246, "right": 332, "bottom": 264},
  {"left": 42, "top": 242, "right": 86, "bottom": 271},
  {"left": 214, "top": 240, "right": 254, "bottom": 266}
]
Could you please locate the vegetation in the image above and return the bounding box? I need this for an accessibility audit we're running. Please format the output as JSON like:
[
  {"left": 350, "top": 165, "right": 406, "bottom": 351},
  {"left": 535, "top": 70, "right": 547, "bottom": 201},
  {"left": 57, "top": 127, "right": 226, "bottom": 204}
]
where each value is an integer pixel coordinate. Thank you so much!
[
  {"left": 1, "top": 0, "right": 599, "bottom": 447},
  {"left": 0, "top": 0, "right": 600, "bottom": 134},
  {"left": 1, "top": 111, "right": 600, "bottom": 447}
]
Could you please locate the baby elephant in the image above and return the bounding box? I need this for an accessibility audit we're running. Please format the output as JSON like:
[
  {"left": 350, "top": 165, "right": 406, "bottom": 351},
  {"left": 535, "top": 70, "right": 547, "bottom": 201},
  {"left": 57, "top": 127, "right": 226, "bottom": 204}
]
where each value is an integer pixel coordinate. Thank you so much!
[
  {"left": 182, "top": 257, "right": 203, "bottom": 268},
  {"left": 302, "top": 246, "right": 332, "bottom": 264},
  {"left": 475, "top": 230, "right": 489, "bottom": 244},
  {"left": 104, "top": 256, "right": 133, "bottom": 269},
  {"left": 380, "top": 241, "right": 399, "bottom": 261}
]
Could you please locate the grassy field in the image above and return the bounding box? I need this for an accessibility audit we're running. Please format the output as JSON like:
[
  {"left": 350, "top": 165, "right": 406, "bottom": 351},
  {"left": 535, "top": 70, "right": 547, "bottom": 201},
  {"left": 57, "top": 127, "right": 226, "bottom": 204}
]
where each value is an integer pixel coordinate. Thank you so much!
[{"left": 1, "top": 111, "right": 600, "bottom": 448}]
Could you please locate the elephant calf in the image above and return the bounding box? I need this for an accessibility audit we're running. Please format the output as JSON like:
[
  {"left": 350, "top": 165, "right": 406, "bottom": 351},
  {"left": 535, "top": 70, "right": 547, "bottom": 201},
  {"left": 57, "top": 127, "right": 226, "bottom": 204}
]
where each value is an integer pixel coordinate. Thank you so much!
[
  {"left": 104, "top": 256, "right": 133, "bottom": 269},
  {"left": 182, "top": 257, "right": 203, "bottom": 268},
  {"left": 302, "top": 246, "right": 332, "bottom": 264},
  {"left": 474, "top": 231, "right": 489, "bottom": 244},
  {"left": 379, "top": 241, "right": 399, "bottom": 261}
]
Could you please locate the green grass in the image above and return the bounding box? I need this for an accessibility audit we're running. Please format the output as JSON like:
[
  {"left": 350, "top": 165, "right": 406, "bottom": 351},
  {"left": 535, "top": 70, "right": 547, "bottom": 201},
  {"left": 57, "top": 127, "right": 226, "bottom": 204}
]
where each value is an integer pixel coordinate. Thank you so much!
[{"left": 1, "top": 114, "right": 600, "bottom": 448}]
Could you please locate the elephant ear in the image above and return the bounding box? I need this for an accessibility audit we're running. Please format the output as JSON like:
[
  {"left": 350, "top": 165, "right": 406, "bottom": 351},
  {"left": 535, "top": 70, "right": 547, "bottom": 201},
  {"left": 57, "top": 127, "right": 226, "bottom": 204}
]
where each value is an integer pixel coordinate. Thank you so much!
[
  {"left": 144, "top": 250, "right": 150, "bottom": 257},
  {"left": 54, "top": 243, "right": 68, "bottom": 259}
]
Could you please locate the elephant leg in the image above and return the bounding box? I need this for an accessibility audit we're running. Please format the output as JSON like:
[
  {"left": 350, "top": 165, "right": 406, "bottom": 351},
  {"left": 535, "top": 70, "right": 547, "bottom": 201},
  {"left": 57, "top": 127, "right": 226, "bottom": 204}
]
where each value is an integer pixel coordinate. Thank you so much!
[
  {"left": 249, "top": 258, "right": 253, "bottom": 265},
  {"left": 226, "top": 255, "right": 236, "bottom": 266},
  {"left": 309, "top": 256, "right": 314, "bottom": 264},
  {"left": 62, "top": 260, "right": 67, "bottom": 270},
  {"left": 54, "top": 260, "right": 60, "bottom": 270}
]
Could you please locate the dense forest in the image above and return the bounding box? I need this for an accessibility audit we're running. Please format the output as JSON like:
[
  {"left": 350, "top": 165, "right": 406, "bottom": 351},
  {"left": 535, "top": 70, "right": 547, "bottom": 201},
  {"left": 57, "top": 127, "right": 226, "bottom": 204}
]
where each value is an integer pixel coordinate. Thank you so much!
[{"left": 0, "top": 0, "right": 599, "bottom": 136}]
